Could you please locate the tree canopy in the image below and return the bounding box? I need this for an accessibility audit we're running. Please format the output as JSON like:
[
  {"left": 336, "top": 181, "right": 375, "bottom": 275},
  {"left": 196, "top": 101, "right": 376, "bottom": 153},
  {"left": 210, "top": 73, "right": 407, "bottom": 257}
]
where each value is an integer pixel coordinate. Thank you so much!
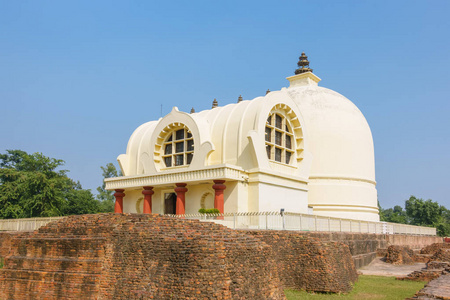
[
  {"left": 0, "top": 150, "right": 118, "bottom": 219},
  {"left": 381, "top": 196, "right": 449, "bottom": 237},
  {"left": 96, "top": 163, "right": 122, "bottom": 213}
]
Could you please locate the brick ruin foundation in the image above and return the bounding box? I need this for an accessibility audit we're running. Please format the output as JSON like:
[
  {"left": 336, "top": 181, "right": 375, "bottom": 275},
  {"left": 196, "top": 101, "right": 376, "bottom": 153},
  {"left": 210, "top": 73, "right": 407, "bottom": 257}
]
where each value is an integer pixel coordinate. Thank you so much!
[
  {"left": 0, "top": 214, "right": 362, "bottom": 299},
  {"left": 305, "top": 232, "right": 388, "bottom": 268},
  {"left": 246, "top": 231, "right": 358, "bottom": 293},
  {"left": 407, "top": 273, "right": 450, "bottom": 300},
  {"left": 0, "top": 214, "right": 286, "bottom": 299},
  {"left": 402, "top": 244, "right": 450, "bottom": 299},
  {"left": 385, "top": 245, "right": 417, "bottom": 265},
  {"left": 2, "top": 214, "right": 442, "bottom": 299},
  {"left": 420, "top": 242, "right": 450, "bottom": 255}
]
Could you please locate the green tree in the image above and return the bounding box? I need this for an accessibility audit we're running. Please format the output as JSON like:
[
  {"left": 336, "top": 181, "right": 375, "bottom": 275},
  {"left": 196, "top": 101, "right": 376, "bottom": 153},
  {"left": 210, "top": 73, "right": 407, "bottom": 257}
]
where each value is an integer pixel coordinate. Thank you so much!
[
  {"left": 405, "top": 196, "right": 444, "bottom": 226},
  {"left": 435, "top": 207, "right": 450, "bottom": 237},
  {"left": 96, "top": 163, "right": 121, "bottom": 212},
  {"left": 405, "top": 196, "right": 449, "bottom": 237},
  {"left": 0, "top": 150, "right": 100, "bottom": 218},
  {"left": 379, "top": 196, "right": 449, "bottom": 237},
  {"left": 63, "top": 181, "right": 100, "bottom": 215},
  {"left": 381, "top": 205, "right": 408, "bottom": 224}
]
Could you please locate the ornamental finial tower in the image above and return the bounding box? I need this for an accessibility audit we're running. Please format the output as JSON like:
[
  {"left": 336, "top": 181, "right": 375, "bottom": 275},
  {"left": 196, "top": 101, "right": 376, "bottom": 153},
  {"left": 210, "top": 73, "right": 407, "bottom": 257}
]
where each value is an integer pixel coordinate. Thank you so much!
[
  {"left": 212, "top": 98, "right": 218, "bottom": 109},
  {"left": 295, "top": 52, "right": 313, "bottom": 75}
]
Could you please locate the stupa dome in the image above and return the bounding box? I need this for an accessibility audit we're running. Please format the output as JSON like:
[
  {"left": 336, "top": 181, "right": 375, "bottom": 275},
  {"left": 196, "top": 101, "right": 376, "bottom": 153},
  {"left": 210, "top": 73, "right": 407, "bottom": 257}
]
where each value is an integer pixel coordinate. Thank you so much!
[{"left": 286, "top": 72, "right": 378, "bottom": 221}]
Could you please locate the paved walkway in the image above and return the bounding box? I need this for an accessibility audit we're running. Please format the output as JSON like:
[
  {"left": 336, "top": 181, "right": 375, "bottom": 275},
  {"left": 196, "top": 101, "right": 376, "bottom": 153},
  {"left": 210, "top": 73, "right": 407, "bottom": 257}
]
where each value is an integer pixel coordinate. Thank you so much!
[{"left": 358, "top": 257, "right": 426, "bottom": 276}]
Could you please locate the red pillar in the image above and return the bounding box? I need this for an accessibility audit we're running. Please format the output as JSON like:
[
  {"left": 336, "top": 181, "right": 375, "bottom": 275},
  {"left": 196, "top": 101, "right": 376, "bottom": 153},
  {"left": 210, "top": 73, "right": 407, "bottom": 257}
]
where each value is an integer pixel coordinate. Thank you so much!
[
  {"left": 142, "top": 186, "right": 154, "bottom": 214},
  {"left": 174, "top": 183, "right": 188, "bottom": 216},
  {"left": 114, "top": 189, "right": 125, "bottom": 213},
  {"left": 213, "top": 180, "right": 226, "bottom": 219}
]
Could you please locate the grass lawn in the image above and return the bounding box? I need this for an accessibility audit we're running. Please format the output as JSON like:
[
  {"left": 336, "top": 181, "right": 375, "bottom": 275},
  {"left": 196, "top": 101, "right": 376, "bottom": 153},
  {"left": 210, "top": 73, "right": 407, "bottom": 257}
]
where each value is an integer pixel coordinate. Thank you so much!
[{"left": 285, "top": 275, "right": 426, "bottom": 300}]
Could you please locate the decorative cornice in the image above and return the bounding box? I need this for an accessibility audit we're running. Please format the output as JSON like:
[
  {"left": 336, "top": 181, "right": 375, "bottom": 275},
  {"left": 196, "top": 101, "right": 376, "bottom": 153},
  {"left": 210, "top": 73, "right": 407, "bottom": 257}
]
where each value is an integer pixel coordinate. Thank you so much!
[{"left": 105, "top": 165, "right": 246, "bottom": 190}]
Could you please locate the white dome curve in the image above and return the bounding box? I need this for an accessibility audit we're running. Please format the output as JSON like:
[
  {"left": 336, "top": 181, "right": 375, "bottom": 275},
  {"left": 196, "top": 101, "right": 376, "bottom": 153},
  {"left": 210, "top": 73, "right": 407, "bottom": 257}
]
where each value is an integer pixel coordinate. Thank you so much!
[{"left": 286, "top": 73, "right": 379, "bottom": 221}]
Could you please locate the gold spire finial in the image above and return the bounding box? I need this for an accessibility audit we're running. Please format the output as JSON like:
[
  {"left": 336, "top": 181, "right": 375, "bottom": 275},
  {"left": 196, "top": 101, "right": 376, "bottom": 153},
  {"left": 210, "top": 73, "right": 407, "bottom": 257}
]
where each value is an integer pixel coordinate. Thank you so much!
[
  {"left": 237, "top": 95, "right": 243, "bottom": 103},
  {"left": 295, "top": 52, "right": 313, "bottom": 75},
  {"left": 190, "top": 107, "right": 195, "bottom": 114},
  {"left": 266, "top": 89, "right": 270, "bottom": 95}
]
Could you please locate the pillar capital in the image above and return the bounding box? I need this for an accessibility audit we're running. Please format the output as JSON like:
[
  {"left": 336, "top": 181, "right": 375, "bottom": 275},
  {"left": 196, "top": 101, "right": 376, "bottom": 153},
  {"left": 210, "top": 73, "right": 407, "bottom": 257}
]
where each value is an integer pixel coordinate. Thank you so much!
[
  {"left": 212, "top": 180, "right": 226, "bottom": 217},
  {"left": 175, "top": 183, "right": 188, "bottom": 193},
  {"left": 213, "top": 180, "right": 226, "bottom": 191},
  {"left": 174, "top": 183, "right": 187, "bottom": 215},
  {"left": 114, "top": 189, "right": 125, "bottom": 213},
  {"left": 114, "top": 189, "right": 125, "bottom": 197},
  {"left": 142, "top": 186, "right": 154, "bottom": 196},
  {"left": 142, "top": 186, "right": 154, "bottom": 214}
]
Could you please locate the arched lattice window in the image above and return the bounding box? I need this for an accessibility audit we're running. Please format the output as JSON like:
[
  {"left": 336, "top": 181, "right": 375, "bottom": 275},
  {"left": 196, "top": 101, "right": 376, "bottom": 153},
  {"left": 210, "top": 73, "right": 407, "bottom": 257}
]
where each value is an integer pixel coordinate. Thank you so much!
[
  {"left": 162, "top": 127, "right": 194, "bottom": 167},
  {"left": 265, "top": 113, "right": 294, "bottom": 164}
]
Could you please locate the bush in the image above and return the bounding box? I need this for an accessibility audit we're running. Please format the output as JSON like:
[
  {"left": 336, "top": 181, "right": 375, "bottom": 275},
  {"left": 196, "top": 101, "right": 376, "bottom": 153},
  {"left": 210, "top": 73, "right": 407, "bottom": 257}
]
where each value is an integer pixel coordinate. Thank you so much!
[{"left": 198, "top": 208, "right": 220, "bottom": 214}]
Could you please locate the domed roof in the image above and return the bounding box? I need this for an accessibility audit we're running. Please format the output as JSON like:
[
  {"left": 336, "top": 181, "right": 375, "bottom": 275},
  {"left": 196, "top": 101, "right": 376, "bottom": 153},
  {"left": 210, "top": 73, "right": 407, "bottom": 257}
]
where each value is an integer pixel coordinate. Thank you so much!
[
  {"left": 118, "top": 90, "right": 312, "bottom": 179},
  {"left": 285, "top": 72, "right": 378, "bottom": 221},
  {"left": 287, "top": 81, "right": 375, "bottom": 182}
]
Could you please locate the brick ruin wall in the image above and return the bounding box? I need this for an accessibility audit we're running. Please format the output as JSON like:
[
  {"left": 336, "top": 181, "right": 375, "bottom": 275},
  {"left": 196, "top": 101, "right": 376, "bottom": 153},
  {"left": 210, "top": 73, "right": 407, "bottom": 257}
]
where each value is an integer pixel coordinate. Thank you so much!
[
  {"left": 302, "top": 232, "right": 442, "bottom": 268},
  {"left": 0, "top": 214, "right": 287, "bottom": 300},
  {"left": 385, "top": 245, "right": 416, "bottom": 265},
  {"left": 0, "top": 232, "right": 11, "bottom": 259},
  {"left": 245, "top": 230, "right": 358, "bottom": 293},
  {"left": 0, "top": 214, "right": 363, "bottom": 299},
  {"left": 386, "top": 234, "right": 443, "bottom": 249},
  {"left": 302, "top": 232, "right": 388, "bottom": 268},
  {"left": 0, "top": 215, "right": 444, "bottom": 299},
  {"left": 401, "top": 245, "right": 450, "bottom": 299},
  {"left": 0, "top": 231, "right": 28, "bottom": 265}
]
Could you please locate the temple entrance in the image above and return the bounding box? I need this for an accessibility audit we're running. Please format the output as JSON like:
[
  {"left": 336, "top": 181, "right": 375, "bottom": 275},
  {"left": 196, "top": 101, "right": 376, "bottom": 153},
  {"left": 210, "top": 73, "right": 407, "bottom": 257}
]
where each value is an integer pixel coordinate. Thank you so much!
[{"left": 164, "top": 193, "right": 177, "bottom": 214}]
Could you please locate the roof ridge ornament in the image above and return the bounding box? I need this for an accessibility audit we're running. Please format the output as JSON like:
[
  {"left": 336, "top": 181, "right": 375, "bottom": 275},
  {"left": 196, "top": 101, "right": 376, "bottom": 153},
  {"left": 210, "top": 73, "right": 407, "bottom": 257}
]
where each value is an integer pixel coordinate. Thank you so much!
[
  {"left": 237, "top": 95, "right": 243, "bottom": 103},
  {"left": 190, "top": 107, "right": 195, "bottom": 114},
  {"left": 212, "top": 98, "right": 218, "bottom": 109},
  {"left": 295, "top": 52, "right": 313, "bottom": 75}
]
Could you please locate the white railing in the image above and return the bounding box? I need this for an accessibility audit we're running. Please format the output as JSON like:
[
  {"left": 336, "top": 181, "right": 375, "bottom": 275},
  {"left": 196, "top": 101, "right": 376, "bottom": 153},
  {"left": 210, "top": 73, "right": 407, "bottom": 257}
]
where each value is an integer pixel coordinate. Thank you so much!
[
  {"left": 0, "top": 217, "right": 65, "bottom": 231},
  {"left": 166, "top": 212, "right": 437, "bottom": 236},
  {"left": 0, "top": 212, "right": 437, "bottom": 236}
]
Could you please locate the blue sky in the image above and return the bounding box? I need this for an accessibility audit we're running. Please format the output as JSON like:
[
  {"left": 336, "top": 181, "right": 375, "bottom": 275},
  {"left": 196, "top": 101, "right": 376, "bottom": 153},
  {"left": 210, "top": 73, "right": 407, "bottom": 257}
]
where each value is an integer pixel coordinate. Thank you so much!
[{"left": 1, "top": 0, "right": 449, "bottom": 209}]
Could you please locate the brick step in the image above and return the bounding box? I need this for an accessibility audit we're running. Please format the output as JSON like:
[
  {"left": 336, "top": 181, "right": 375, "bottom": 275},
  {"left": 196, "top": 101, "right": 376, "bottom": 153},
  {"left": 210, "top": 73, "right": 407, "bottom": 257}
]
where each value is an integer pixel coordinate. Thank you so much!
[
  {"left": 0, "top": 278, "right": 99, "bottom": 300},
  {"left": 9, "top": 237, "right": 107, "bottom": 258},
  {"left": 1, "top": 269, "right": 101, "bottom": 284},
  {"left": 4, "top": 256, "right": 103, "bottom": 273},
  {"left": 12, "top": 236, "right": 107, "bottom": 242}
]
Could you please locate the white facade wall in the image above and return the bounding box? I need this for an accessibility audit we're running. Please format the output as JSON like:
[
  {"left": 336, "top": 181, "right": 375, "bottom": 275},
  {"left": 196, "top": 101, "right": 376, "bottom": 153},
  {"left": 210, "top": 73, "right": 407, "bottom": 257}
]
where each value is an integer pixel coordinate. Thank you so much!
[{"left": 256, "top": 183, "right": 309, "bottom": 213}]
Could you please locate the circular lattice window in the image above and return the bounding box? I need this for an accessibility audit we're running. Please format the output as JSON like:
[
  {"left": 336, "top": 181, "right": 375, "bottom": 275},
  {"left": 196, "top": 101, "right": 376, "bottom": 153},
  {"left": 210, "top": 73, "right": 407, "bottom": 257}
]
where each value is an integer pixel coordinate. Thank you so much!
[
  {"left": 265, "top": 104, "right": 303, "bottom": 165},
  {"left": 154, "top": 123, "right": 194, "bottom": 169}
]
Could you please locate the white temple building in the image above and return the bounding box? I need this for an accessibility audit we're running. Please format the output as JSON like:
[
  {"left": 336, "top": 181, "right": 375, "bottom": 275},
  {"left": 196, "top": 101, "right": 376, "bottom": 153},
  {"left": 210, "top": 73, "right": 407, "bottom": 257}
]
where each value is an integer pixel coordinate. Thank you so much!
[{"left": 105, "top": 53, "right": 379, "bottom": 222}]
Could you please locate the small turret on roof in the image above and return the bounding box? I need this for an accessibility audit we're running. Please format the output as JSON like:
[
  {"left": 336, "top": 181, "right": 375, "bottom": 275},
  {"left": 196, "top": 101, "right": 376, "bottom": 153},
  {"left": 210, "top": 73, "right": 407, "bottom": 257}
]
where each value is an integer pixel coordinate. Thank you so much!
[{"left": 212, "top": 98, "right": 218, "bottom": 109}]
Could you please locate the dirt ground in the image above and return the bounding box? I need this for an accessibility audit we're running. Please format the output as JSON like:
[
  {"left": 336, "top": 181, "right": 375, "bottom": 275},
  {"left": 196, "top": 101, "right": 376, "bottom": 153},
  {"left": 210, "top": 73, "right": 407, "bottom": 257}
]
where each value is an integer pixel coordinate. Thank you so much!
[{"left": 358, "top": 257, "right": 426, "bottom": 276}]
